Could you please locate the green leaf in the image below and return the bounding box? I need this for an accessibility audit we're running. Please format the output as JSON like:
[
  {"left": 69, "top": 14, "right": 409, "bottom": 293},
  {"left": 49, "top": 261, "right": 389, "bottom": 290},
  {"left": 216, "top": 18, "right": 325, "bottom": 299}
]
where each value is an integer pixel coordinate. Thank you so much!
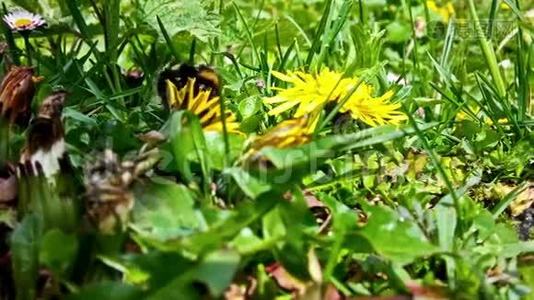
[
  {"left": 0, "top": 208, "right": 16, "bottom": 228},
  {"left": 224, "top": 167, "right": 272, "bottom": 199},
  {"left": 65, "top": 0, "right": 92, "bottom": 40},
  {"left": 230, "top": 228, "right": 265, "bottom": 254},
  {"left": 64, "top": 107, "right": 98, "bottom": 127},
  {"left": 132, "top": 178, "right": 202, "bottom": 241},
  {"left": 138, "top": 193, "right": 278, "bottom": 255},
  {"left": 520, "top": 265, "right": 534, "bottom": 300},
  {"left": 359, "top": 204, "right": 438, "bottom": 264},
  {"left": 11, "top": 215, "right": 41, "bottom": 300},
  {"left": 238, "top": 96, "right": 262, "bottom": 118},
  {"left": 192, "top": 249, "right": 240, "bottom": 296},
  {"left": 262, "top": 206, "right": 286, "bottom": 241},
  {"left": 39, "top": 229, "right": 78, "bottom": 276},
  {"left": 204, "top": 132, "right": 245, "bottom": 170},
  {"left": 434, "top": 204, "right": 456, "bottom": 252},
  {"left": 385, "top": 21, "right": 411, "bottom": 43},
  {"left": 124, "top": 251, "right": 195, "bottom": 291},
  {"left": 139, "top": 0, "right": 220, "bottom": 42},
  {"left": 434, "top": 202, "right": 458, "bottom": 285},
  {"left": 165, "top": 111, "right": 211, "bottom": 183},
  {"left": 99, "top": 256, "right": 150, "bottom": 285},
  {"left": 260, "top": 123, "right": 437, "bottom": 171},
  {"left": 135, "top": 250, "right": 239, "bottom": 298},
  {"left": 65, "top": 282, "right": 143, "bottom": 300},
  {"left": 475, "top": 241, "right": 534, "bottom": 258}
]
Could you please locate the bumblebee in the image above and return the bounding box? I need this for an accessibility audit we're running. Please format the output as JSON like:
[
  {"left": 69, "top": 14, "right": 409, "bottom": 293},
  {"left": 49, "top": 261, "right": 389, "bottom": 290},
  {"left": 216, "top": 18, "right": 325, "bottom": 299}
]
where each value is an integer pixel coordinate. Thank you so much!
[
  {"left": 157, "top": 64, "right": 240, "bottom": 133},
  {"left": 157, "top": 64, "right": 220, "bottom": 109}
]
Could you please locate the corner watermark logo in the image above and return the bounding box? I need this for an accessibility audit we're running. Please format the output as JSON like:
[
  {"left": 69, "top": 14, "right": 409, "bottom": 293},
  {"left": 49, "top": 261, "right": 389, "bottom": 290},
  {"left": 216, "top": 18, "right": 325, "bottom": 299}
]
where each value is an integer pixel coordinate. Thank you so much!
[{"left": 428, "top": 19, "right": 516, "bottom": 40}]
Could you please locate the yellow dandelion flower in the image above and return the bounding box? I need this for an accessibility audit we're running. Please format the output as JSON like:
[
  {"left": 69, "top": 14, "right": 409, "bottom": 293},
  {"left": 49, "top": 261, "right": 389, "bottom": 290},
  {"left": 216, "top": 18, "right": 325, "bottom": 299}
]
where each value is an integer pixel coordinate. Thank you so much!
[
  {"left": 265, "top": 68, "right": 406, "bottom": 127},
  {"left": 486, "top": 118, "right": 508, "bottom": 125},
  {"left": 244, "top": 117, "right": 316, "bottom": 167},
  {"left": 456, "top": 108, "right": 507, "bottom": 125},
  {"left": 341, "top": 91, "right": 407, "bottom": 127},
  {"left": 264, "top": 69, "right": 356, "bottom": 117},
  {"left": 251, "top": 116, "right": 316, "bottom": 150},
  {"left": 427, "top": 0, "right": 455, "bottom": 22},
  {"left": 455, "top": 110, "right": 470, "bottom": 121},
  {"left": 165, "top": 78, "right": 240, "bottom": 133}
]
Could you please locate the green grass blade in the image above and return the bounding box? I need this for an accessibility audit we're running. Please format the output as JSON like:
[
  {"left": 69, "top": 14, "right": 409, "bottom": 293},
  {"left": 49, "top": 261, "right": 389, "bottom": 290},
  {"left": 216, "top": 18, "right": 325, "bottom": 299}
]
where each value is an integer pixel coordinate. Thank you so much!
[
  {"left": 156, "top": 16, "right": 181, "bottom": 63},
  {"left": 466, "top": 0, "right": 507, "bottom": 98},
  {"left": 491, "top": 182, "right": 528, "bottom": 218},
  {"left": 305, "top": 0, "right": 333, "bottom": 69}
]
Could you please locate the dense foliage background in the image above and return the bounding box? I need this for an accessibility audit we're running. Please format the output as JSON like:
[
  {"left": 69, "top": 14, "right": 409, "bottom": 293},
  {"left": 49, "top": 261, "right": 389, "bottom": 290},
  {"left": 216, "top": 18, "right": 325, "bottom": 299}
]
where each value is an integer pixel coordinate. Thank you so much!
[{"left": 0, "top": 0, "right": 533, "bottom": 299}]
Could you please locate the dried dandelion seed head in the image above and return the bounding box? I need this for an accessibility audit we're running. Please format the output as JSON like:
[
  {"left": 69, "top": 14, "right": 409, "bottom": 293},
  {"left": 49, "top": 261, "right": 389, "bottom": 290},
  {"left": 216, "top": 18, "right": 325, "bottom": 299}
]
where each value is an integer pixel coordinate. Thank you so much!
[
  {"left": 84, "top": 149, "right": 160, "bottom": 234},
  {"left": 37, "top": 90, "right": 67, "bottom": 119},
  {"left": 85, "top": 150, "right": 133, "bottom": 234}
]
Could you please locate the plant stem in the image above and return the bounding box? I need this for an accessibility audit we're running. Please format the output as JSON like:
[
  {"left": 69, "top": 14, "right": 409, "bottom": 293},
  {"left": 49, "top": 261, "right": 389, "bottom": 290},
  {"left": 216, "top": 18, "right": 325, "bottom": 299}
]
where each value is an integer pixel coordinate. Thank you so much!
[
  {"left": 218, "top": 89, "right": 230, "bottom": 168},
  {"left": 22, "top": 34, "right": 32, "bottom": 66},
  {"left": 0, "top": 122, "right": 9, "bottom": 165},
  {"left": 358, "top": 0, "right": 364, "bottom": 24},
  {"left": 466, "top": 0, "right": 506, "bottom": 98}
]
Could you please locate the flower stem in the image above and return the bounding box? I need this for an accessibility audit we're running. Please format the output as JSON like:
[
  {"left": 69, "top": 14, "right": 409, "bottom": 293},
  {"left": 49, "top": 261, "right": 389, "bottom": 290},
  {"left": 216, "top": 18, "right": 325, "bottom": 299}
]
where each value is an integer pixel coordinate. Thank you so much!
[
  {"left": 22, "top": 34, "right": 33, "bottom": 66},
  {"left": 0, "top": 121, "right": 9, "bottom": 165},
  {"left": 466, "top": 0, "right": 506, "bottom": 98}
]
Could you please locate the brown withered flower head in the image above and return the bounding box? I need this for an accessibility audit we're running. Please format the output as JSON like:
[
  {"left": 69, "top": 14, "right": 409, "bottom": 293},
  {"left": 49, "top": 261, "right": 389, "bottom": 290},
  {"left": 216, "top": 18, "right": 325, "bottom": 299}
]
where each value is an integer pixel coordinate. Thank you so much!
[
  {"left": 20, "top": 91, "right": 68, "bottom": 178},
  {"left": 0, "top": 66, "right": 42, "bottom": 127},
  {"left": 36, "top": 91, "right": 67, "bottom": 119},
  {"left": 84, "top": 148, "right": 160, "bottom": 234}
]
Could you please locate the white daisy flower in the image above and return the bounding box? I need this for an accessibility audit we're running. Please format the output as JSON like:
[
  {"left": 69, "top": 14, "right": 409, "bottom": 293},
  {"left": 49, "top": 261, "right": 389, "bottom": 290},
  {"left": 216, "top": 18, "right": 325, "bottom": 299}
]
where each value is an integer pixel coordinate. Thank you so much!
[{"left": 3, "top": 9, "right": 46, "bottom": 32}]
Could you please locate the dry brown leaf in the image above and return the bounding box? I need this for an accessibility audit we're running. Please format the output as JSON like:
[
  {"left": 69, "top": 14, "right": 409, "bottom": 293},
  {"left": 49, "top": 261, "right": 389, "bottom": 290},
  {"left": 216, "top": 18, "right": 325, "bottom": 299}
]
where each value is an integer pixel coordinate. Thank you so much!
[{"left": 266, "top": 263, "right": 307, "bottom": 295}]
